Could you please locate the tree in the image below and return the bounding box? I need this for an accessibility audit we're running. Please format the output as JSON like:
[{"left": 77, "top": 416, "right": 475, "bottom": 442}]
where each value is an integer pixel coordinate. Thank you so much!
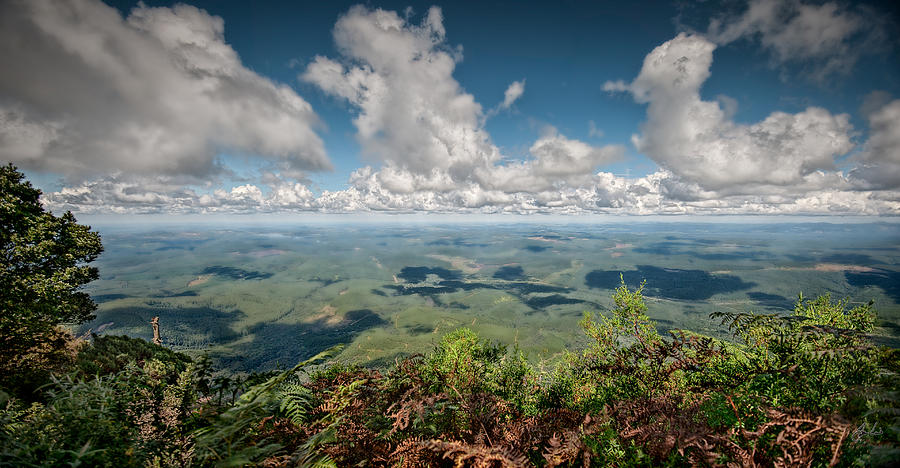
[{"left": 0, "top": 163, "right": 102, "bottom": 393}]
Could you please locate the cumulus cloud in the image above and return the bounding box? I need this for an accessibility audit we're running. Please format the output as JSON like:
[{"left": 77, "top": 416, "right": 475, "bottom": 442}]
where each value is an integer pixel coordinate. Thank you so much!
[
  {"left": 707, "top": 0, "right": 883, "bottom": 80},
  {"left": 860, "top": 91, "right": 893, "bottom": 120},
  {"left": 302, "top": 5, "right": 496, "bottom": 179},
  {"left": 302, "top": 5, "right": 621, "bottom": 197},
  {"left": 41, "top": 174, "right": 319, "bottom": 214},
  {"left": 499, "top": 80, "right": 526, "bottom": 111},
  {"left": 23, "top": 3, "right": 900, "bottom": 216},
  {"left": 850, "top": 99, "right": 900, "bottom": 189},
  {"left": 0, "top": 0, "right": 330, "bottom": 179},
  {"left": 605, "top": 32, "right": 855, "bottom": 193},
  {"left": 528, "top": 130, "right": 621, "bottom": 177},
  {"left": 476, "top": 130, "right": 624, "bottom": 193},
  {"left": 35, "top": 4, "right": 634, "bottom": 216}
]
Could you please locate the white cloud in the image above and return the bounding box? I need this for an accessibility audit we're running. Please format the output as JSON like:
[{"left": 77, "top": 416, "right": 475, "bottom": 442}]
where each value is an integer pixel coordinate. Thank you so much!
[
  {"left": 851, "top": 99, "right": 900, "bottom": 189},
  {"left": 35, "top": 4, "right": 639, "bottom": 216},
  {"left": 42, "top": 167, "right": 900, "bottom": 216},
  {"left": 529, "top": 131, "right": 622, "bottom": 178},
  {"left": 0, "top": 0, "right": 330, "bottom": 179},
  {"left": 302, "top": 5, "right": 621, "bottom": 196},
  {"left": 302, "top": 5, "right": 496, "bottom": 179},
  {"left": 42, "top": 175, "right": 320, "bottom": 214},
  {"left": 601, "top": 80, "right": 630, "bottom": 93},
  {"left": 860, "top": 91, "right": 893, "bottom": 120},
  {"left": 707, "top": 0, "right": 882, "bottom": 80},
  {"left": 26, "top": 3, "right": 900, "bottom": 217},
  {"left": 605, "top": 32, "right": 855, "bottom": 193},
  {"left": 499, "top": 80, "right": 526, "bottom": 110}
]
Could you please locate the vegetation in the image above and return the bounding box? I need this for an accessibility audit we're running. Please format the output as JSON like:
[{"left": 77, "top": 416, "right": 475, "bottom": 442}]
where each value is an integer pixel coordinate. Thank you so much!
[
  {"left": 2, "top": 166, "right": 899, "bottom": 466},
  {"left": 0, "top": 163, "right": 102, "bottom": 398},
  {"left": 2, "top": 281, "right": 898, "bottom": 466}
]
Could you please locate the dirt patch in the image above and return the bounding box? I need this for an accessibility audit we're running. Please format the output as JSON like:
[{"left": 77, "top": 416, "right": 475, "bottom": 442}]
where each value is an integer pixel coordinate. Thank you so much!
[
  {"left": 527, "top": 236, "right": 563, "bottom": 243},
  {"left": 307, "top": 305, "right": 342, "bottom": 326},
  {"left": 777, "top": 264, "right": 878, "bottom": 273},
  {"left": 815, "top": 263, "right": 877, "bottom": 272},
  {"left": 248, "top": 249, "right": 286, "bottom": 258},
  {"left": 188, "top": 274, "right": 212, "bottom": 287}
]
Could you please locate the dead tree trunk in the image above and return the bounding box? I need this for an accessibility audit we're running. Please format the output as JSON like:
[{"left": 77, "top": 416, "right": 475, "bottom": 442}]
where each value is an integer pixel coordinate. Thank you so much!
[{"left": 150, "top": 316, "right": 161, "bottom": 345}]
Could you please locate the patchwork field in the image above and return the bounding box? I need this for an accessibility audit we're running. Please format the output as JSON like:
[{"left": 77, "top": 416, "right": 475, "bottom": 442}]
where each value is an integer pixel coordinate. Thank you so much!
[{"left": 79, "top": 221, "right": 900, "bottom": 372}]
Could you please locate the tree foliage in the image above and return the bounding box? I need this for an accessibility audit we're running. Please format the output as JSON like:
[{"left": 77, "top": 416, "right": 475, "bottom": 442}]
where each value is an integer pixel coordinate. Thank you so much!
[{"left": 1, "top": 163, "right": 103, "bottom": 396}]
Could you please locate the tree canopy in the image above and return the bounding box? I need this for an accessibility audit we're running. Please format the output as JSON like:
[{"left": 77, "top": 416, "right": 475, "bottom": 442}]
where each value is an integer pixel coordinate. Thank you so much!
[{"left": 0, "top": 163, "right": 102, "bottom": 390}]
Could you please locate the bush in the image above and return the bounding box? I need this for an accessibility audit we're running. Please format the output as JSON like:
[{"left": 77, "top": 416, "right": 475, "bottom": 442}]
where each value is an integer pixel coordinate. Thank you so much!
[
  {"left": 75, "top": 334, "right": 193, "bottom": 378},
  {"left": 0, "top": 359, "right": 198, "bottom": 466}
]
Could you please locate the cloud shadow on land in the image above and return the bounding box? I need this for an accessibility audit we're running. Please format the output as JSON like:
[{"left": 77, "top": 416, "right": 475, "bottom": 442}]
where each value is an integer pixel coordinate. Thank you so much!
[
  {"left": 155, "top": 290, "right": 198, "bottom": 298},
  {"left": 746, "top": 292, "right": 794, "bottom": 310},
  {"left": 524, "top": 294, "right": 585, "bottom": 309},
  {"left": 201, "top": 265, "right": 273, "bottom": 280},
  {"left": 397, "top": 266, "right": 461, "bottom": 282},
  {"left": 493, "top": 265, "right": 526, "bottom": 280},
  {"left": 846, "top": 270, "right": 900, "bottom": 302},
  {"left": 91, "top": 293, "right": 132, "bottom": 303},
  {"left": 426, "top": 238, "right": 489, "bottom": 247},
  {"left": 585, "top": 265, "right": 755, "bottom": 300},
  {"left": 386, "top": 278, "right": 571, "bottom": 298},
  {"left": 219, "top": 309, "right": 386, "bottom": 371},
  {"left": 387, "top": 264, "right": 581, "bottom": 310},
  {"left": 633, "top": 241, "right": 686, "bottom": 256},
  {"left": 633, "top": 241, "right": 772, "bottom": 261}
]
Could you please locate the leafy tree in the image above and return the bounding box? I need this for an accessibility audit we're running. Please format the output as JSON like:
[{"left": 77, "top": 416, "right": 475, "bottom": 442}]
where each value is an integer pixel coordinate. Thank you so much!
[{"left": 0, "top": 163, "right": 102, "bottom": 395}]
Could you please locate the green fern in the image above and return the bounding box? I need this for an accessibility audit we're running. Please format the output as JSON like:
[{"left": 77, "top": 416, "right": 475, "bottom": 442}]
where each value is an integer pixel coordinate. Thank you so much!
[
  {"left": 192, "top": 346, "right": 343, "bottom": 466},
  {"left": 278, "top": 382, "right": 315, "bottom": 426}
]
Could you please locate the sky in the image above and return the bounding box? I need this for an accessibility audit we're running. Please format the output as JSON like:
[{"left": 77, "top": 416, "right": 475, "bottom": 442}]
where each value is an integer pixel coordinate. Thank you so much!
[{"left": 1, "top": 0, "right": 899, "bottom": 217}]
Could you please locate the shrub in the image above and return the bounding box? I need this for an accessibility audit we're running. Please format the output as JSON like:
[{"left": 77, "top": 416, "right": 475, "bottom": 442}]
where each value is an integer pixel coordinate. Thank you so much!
[{"left": 0, "top": 359, "right": 198, "bottom": 466}]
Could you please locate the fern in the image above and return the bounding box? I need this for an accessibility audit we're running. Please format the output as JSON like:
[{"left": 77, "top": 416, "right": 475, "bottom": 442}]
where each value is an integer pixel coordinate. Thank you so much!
[
  {"left": 192, "top": 346, "right": 343, "bottom": 466},
  {"left": 278, "top": 383, "right": 315, "bottom": 427}
]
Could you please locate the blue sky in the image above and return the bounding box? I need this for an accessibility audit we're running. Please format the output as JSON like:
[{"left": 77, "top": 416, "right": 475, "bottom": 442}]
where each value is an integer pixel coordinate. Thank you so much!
[{"left": 1, "top": 0, "right": 899, "bottom": 216}]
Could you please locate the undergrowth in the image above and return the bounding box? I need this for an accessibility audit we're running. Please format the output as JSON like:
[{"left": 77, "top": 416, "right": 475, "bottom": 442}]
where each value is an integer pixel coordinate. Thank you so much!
[{"left": 2, "top": 280, "right": 898, "bottom": 467}]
